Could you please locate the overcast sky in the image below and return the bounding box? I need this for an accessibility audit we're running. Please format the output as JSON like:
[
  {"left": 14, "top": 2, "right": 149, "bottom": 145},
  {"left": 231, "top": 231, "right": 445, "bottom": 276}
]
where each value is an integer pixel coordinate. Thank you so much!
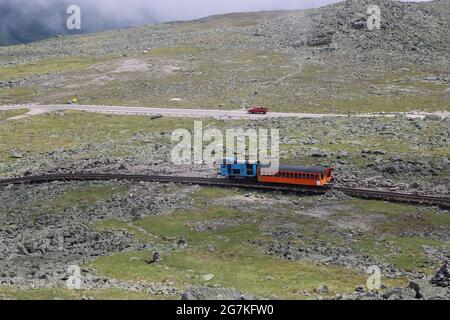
[{"left": 133, "top": 0, "right": 342, "bottom": 21}]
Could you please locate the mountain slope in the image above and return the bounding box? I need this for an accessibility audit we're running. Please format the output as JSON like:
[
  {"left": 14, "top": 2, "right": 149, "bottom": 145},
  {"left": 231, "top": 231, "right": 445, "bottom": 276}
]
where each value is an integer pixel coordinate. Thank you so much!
[
  {"left": 254, "top": 0, "right": 449, "bottom": 61},
  {"left": 0, "top": 0, "right": 448, "bottom": 113}
]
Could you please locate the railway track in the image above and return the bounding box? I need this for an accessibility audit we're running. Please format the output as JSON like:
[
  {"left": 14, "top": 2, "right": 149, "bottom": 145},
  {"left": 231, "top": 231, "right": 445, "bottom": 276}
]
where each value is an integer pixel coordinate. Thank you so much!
[{"left": 0, "top": 173, "right": 449, "bottom": 208}]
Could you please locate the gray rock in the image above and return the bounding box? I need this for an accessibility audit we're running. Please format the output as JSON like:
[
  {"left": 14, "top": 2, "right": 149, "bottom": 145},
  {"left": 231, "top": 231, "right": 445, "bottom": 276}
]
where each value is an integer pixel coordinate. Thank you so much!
[
  {"left": 384, "top": 165, "right": 399, "bottom": 174},
  {"left": 9, "top": 151, "right": 23, "bottom": 159},
  {"left": 431, "top": 262, "right": 450, "bottom": 288},
  {"left": 16, "top": 243, "right": 29, "bottom": 255}
]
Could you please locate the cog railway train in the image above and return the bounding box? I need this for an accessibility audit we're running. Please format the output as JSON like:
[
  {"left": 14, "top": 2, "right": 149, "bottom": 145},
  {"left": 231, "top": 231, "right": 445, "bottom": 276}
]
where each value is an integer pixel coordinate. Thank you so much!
[{"left": 220, "top": 158, "right": 334, "bottom": 188}]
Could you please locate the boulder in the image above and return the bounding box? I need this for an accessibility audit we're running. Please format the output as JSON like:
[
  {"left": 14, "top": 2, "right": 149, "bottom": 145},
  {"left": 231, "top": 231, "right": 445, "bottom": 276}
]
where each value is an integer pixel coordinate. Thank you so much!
[{"left": 432, "top": 262, "right": 450, "bottom": 288}]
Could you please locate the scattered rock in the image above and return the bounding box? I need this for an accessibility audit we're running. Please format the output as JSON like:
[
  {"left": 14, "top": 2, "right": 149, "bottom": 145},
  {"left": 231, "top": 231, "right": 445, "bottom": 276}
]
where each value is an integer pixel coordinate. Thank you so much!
[
  {"left": 145, "top": 251, "right": 161, "bottom": 264},
  {"left": 202, "top": 274, "right": 214, "bottom": 281},
  {"left": 432, "top": 262, "right": 450, "bottom": 288}
]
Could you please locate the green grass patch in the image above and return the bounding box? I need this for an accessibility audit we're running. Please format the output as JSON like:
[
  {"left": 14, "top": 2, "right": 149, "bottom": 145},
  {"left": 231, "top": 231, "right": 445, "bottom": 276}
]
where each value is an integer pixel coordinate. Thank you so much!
[
  {"left": 0, "top": 109, "right": 28, "bottom": 121},
  {"left": 0, "top": 57, "right": 102, "bottom": 81},
  {"left": 148, "top": 47, "right": 201, "bottom": 58},
  {"left": 52, "top": 185, "right": 127, "bottom": 211},
  {"left": 90, "top": 206, "right": 366, "bottom": 299},
  {"left": 354, "top": 235, "right": 449, "bottom": 272},
  {"left": 0, "top": 110, "right": 217, "bottom": 159},
  {"left": 189, "top": 187, "right": 243, "bottom": 202},
  {"left": 342, "top": 199, "right": 450, "bottom": 272},
  {"left": 0, "top": 87, "right": 37, "bottom": 104},
  {"left": 344, "top": 199, "right": 450, "bottom": 234},
  {"left": 90, "top": 248, "right": 365, "bottom": 299}
]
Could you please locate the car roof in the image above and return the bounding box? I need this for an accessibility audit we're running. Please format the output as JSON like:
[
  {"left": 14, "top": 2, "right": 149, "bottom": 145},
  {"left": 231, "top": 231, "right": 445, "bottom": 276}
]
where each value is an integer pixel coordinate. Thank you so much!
[{"left": 260, "top": 164, "right": 331, "bottom": 174}]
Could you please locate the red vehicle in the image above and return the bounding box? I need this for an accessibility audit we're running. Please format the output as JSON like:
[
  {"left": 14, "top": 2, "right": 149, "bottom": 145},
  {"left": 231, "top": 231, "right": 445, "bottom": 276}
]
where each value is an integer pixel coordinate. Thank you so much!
[{"left": 248, "top": 107, "right": 269, "bottom": 114}]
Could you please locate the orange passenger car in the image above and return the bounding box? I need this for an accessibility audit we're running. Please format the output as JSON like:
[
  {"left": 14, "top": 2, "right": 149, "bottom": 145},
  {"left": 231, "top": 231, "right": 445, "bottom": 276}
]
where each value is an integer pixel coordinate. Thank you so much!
[{"left": 257, "top": 164, "right": 334, "bottom": 187}]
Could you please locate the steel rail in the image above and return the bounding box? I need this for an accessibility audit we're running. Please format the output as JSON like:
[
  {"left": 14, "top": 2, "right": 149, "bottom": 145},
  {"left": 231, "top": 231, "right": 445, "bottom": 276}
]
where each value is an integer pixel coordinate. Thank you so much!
[{"left": 0, "top": 173, "right": 448, "bottom": 208}]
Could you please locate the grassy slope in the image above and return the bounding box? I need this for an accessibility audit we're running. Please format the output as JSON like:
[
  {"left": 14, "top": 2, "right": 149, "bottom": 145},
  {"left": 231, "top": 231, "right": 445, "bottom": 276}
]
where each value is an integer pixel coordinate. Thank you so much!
[
  {"left": 90, "top": 187, "right": 449, "bottom": 299},
  {"left": 0, "top": 109, "right": 28, "bottom": 121},
  {"left": 0, "top": 12, "right": 448, "bottom": 113},
  {"left": 90, "top": 191, "right": 367, "bottom": 299},
  {"left": 0, "top": 111, "right": 202, "bottom": 165},
  {"left": 1, "top": 111, "right": 448, "bottom": 182}
]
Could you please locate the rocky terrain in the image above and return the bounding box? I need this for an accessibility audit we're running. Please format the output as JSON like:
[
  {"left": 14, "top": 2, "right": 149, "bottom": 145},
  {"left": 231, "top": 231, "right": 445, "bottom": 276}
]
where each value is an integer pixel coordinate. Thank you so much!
[
  {"left": 0, "top": 0, "right": 449, "bottom": 300},
  {"left": 0, "top": 109, "right": 449, "bottom": 299},
  {"left": 1, "top": 112, "right": 448, "bottom": 196},
  {"left": 254, "top": 0, "right": 450, "bottom": 59},
  {"left": 0, "top": 180, "right": 192, "bottom": 297}
]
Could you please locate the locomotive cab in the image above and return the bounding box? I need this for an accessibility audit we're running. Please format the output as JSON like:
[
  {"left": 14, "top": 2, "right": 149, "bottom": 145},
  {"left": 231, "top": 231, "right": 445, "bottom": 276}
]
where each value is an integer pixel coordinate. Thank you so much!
[{"left": 220, "top": 158, "right": 258, "bottom": 178}]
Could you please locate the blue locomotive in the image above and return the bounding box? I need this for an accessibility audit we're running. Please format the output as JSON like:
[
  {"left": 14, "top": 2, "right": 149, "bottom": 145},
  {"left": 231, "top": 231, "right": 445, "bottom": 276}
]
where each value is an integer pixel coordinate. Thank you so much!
[{"left": 220, "top": 158, "right": 258, "bottom": 178}]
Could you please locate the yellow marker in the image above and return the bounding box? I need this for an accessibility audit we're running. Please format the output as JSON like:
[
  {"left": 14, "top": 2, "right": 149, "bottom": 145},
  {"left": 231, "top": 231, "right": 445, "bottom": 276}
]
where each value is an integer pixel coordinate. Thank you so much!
[{"left": 72, "top": 97, "right": 78, "bottom": 104}]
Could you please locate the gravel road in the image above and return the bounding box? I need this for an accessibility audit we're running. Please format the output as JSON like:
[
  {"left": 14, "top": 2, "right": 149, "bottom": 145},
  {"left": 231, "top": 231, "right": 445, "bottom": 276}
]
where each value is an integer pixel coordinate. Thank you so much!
[{"left": 1, "top": 104, "right": 448, "bottom": 120}]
